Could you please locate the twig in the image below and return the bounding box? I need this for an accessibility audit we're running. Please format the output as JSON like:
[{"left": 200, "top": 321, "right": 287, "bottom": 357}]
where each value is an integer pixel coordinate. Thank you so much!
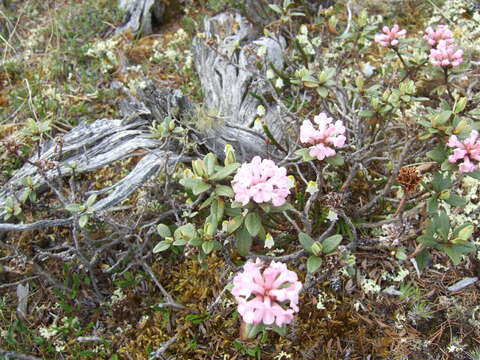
[
  {"left": 0, "top": 218, "right": 72, "bottom": 232},
  {"left": 443, "top": 67, "right": 454, "bottom": 103},
  {"left": 140, "top": 261, "right": 186, "bottom": 310},
  {"left": 0, "top": 276, "right": 40, "bottom": 289},
  {"left": 0, "top": 349, "right": 42, "bottom": 360},
  {"left": 149, "top": 336, "right": 177, "bottom": 360}
]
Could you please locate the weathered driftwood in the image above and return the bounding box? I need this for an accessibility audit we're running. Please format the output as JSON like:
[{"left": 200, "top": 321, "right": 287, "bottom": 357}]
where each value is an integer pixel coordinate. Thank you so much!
[
  {"left": 0, "top": 11, "right": 293, "bottom": 223},
  {"left": 192, "top": 12, "right": 289, "bottom": 161},
  {"left": 116, "top": 0, "right": 165, "bottom": 36},
  {"left": 0, "top": 87, "right": 189, "bottom": 220}
]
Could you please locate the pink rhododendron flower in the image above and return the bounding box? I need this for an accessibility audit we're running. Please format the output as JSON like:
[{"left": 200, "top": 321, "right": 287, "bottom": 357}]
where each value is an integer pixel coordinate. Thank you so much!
[
  {"left": 447, "top": 130, "right": 480, "bottom": 173},
  {"left": 231, "top": 156, "right": 291, "bottom": 206},
  {"left": 231, "top": 259, "right": 302, "bottom": 327},
  {"left": 300, "top": 112, "right": 346, "bottom": 160},
  {"left": 423, "top": 25, "right": 454, "bottom": 47},
  {"left": 429, "top": 40, "right": 464, "bottom": 67},
  {"left": 374, "top": 24, "right": 407, "bottom": 47}
]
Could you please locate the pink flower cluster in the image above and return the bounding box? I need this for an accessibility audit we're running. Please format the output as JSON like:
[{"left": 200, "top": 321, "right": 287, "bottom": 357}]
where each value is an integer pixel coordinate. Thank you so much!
[
  {"left": 423, "top": 25, "right": 454, "bottom": 47},
  {"left": 447, "top": 130, "right": 480, "bottom": 173},
  {"left": 429, "top": 40, "right": 464, "bottom": 68},
  {"left": 300, "top": 113, "right": 346, "bottom": 160},
  {"left": 424, "top": 25, "right": 463, "bottom": 68},
  {"left": 232, "top": 156, "right": 291, "bottom": 206},
  {"left": 231, "top": 259, "right": 302, "bottom": 327},
  {"left": 374, "top": 24, "right": 407, "bottom": 47}
]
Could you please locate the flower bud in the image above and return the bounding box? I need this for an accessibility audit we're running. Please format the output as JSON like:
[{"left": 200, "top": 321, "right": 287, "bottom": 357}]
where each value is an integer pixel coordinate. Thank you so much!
[
  {"left": 224, "top": 144, "right": 236, "bottom": 166},
  {"left": 439, "top": 189, "right": 451, "bottom": 200},
  {"left": 311, "top": 242, "right": 323, "bottom": 256},
  {"left": 192, "top": 159, "right": 206, "bottom": 177}
]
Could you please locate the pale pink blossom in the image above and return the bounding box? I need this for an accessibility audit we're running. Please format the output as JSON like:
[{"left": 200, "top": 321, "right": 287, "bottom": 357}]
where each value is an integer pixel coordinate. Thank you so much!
[
  {"left": 374, "top": 24, "right": 407, "bottom": 47},
  {"left": 231, "top": 156, "right": 291, "bottom": 206},
  {"left": 429, "top": 40, "right": 464, "bottom": 67},
  {"left": 423, "top": 25, "right": 454, "bottom": 47},
  {"left": 231, "top": 259, "right": 302, "bottom": 327},
  {"left": 447, "top": 130, "right": 480, "bottom": 173},
  {"left": 300, "top": 112, "right": 346, "bottom": 160}
]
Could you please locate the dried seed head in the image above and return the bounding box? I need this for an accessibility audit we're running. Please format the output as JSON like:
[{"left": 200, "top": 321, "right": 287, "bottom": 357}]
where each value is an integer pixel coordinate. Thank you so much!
[{"left": 396, "top": 166, "right": 422, "bottom": 193}]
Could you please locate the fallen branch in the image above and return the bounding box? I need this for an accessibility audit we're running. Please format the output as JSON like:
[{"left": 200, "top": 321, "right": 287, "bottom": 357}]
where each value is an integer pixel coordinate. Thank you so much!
[{"left": 0, "top": 349, "right": 42, "bottom": 360}]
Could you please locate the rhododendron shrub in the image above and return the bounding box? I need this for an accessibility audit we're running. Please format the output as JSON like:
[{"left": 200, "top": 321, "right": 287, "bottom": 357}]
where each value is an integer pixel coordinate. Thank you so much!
[
  {"left": 429, "top": 40, "right": 464, "bottom": 67},
  {"left": 299, "top": 112, "right": 346, "bottom": 161},
  {"left": 231, "top": 156, "right": 291, "bottom": 206},
  {"left": 374, "top": 24, "right": 406, "bottom": 47},
  {"left": 447, "top": 130, "right": 480, "bottom": 173},
  {"left": 423, "top": 25, "right": 454, "bottom": 47},
  {"left": 230, "top": 259, "right": 302, "bottom": 337}
]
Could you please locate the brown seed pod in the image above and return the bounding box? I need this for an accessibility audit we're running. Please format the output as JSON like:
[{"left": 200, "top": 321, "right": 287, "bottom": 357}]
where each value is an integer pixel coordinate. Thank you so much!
[{"left": 396, "top": 166, "right": 422, "bottom": 193}]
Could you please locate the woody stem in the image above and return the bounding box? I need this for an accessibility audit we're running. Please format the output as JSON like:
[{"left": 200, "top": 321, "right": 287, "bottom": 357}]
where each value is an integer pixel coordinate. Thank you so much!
[{"left": 443, "top": 67, "right": 454, "bottom": 103}]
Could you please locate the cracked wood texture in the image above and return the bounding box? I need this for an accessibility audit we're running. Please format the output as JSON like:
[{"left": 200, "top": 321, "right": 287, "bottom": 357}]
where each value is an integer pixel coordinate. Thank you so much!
[
  {"left": 0, "top": 11, "right": 295, "bottom": 221},
  {"left": 192, "top": 12, "right": 290, "bottom": 161}
]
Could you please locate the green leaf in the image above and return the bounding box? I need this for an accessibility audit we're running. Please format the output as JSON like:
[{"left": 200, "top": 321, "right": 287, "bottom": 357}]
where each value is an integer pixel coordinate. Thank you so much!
[
  {"left": 307, "top": 256, "right": 323, "bottom": 273},
  {"left": 245, "top": 212, "right": 262, "bottom": 237},
  {"left": 268, "top": 4, "right": 283, "bottom": 14},
  {"left": 415, "top": 249, "right": 430, "bottom": 271},
  {"left": 444, "top": 194, "right": 467, "bottom": 207},
  {"left": 79, "top": 214, "right": 89, "bottom": 228},
  {"left": 467, "top": 169, "right": 480, "bottom": 180},
  {"left": 426, "top": 197, "right": 438, "bottom": 214},
  {"left": 180, "top": 178, "right": 211, "bottom": 195},
  {"left": 199, "top": 193, "right": 215, "bottom": 210},
  {"left": 204, "top": 153, "right": 217, "bottom": 176},
  {"left": 431, "top": 110, "right": 452, "bottom": 127},
  {"left": 172, "top": 239, "right": 188, "bottom": 246},
  {"left": 20, "top": 189, "right": 31, "bottom": 203},
  {"left": 204, "top": 214, "right": 218, "bottom": 236},
  {"left": 192, "top": 159, "right": 207, "bottom": 177},
  {"left": 431, "top": 172, "right": 452, "bottom": 193},
  {"left": 317, "top": 86, "right": 329, "bottom": 98},
  {"left": 395, "top": 248, "right": 407, "bottom": 261},
  {"left": 294, "top": 148, "right": 315, "bottom": 161},
  {"left": 157, "top": 224, "right": 172, "bottom": 238},
  {"left": 326, "top": 154, "right": 344, "bottom": 166},
  {"left": 417, "top": 234, "right": 438, "bottom": 248},
  {"left": 441, "top": 159, "right": 455, "bottom": 171},
  {"left": 174, "top": 223, "right": 197, "bottom": 241},
  {"left": 426, "top": 145, "right": 447, "bottom": 163},
  {"left": 358, "top": 109, "right": 374, "bottom": 117},
  {"left": 210, "top": 199, "right": 225, "bottom": 223},
  {"left": 322, "top": 234, "right": 343, "bottom": 254},
  {"left": 192, "top": 181, "right": 211, "bottom": 195},
  {"left": 236, "top": 226, "right": 253, "bottom": 256},
  {"left": 225, "top": 207, "right": 242, "bottom": 217},
  {"left": 299, "top": 232, "right": 314, "bottom": 253},
  {"left": 227, "top": 216, "right": 243, "bottom": 234},
  {"left": 270, "top": 324, "right": 287, "bottom": 336},
  {"left": 86, "top": 194, "right": 97, "bottom": 207},
  {"left": 453, "top": 97, "right": 467, "bottom": 114},
  {"left": 454, "top": 242, "right": 476, "bottom": 254},
  {"left": 210, "top": 163, "right": 240, "bottom": 181},
  {"left": 435, "top": 211, "right": 450, "bottom": 241},
  {"left": 443, "top": 245, "right": 464, "bottom": 265},
  {"left": 65, "top": 203, "right": 82, "bottom": 213},
  {"left": 215, "top": 185, "right": 234, "bottom": 198},
  {"left": 455, "top": 223, "right": 474, "bottom": 240},
  {"left": 202, "top": 241, "right": 215, "bottom": 254},
  {"left": 245, "top": 323, "right": 265, "bottom": 339},
  {"left": 153, "top": 241, "right": 171, "bottom": 253}
]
